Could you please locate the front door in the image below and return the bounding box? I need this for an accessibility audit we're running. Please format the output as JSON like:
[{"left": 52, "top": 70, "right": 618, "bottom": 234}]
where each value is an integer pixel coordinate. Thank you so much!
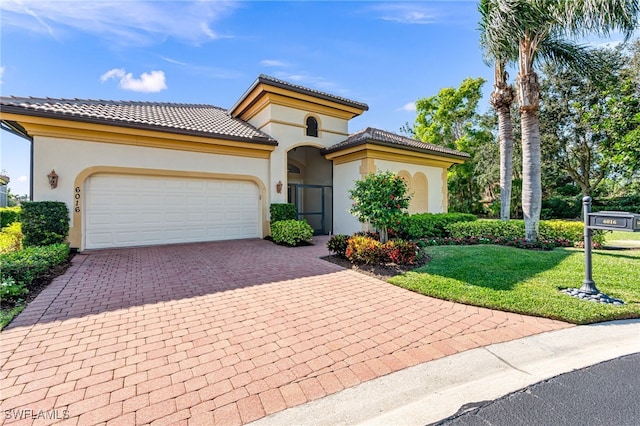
[{"left": 288, "top": 184, "right": 332, "bottom": 235}]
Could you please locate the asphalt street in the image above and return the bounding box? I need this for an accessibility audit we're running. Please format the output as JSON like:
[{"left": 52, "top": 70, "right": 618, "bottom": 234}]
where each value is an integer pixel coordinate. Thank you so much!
[{"left": 435, "top": 353, "right": 640, "bottom": 426}]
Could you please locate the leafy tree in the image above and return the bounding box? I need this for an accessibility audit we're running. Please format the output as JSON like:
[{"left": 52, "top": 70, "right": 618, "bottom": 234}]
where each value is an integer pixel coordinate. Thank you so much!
[
  {"left": 540, "top": 43, "right": 640, "bottom": 196},
  {"left": 413, "top": 77, "right": 485, "bottom": 148},
  {"left": 412, "top": 77, "right": 493, "bottom": 214},
  {"left": 349, "top": 171, "right": 411, "bottom": 243},
  {"left": 480, "top": 0, "right": 639, "bottom": 241}
]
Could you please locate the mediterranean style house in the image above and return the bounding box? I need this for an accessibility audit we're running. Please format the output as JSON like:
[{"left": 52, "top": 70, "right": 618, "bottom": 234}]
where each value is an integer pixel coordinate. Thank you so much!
[{"left": 0, "top": 75, "right": 468, "bottom": 251}]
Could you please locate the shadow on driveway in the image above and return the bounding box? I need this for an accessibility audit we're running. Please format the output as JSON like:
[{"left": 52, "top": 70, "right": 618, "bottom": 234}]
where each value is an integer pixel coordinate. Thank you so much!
[{"left": 7, "top": 237, "right": 341, "bottom": 329}]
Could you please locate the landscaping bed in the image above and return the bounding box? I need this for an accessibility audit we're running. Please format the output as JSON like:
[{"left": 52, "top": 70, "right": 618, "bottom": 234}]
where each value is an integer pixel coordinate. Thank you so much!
[{"left": 322, "top": 252, "right": 430, "bottom": 281}]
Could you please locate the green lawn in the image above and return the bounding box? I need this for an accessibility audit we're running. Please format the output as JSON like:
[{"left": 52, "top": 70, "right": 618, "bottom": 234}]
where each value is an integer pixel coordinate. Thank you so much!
[
  {"left": 605, "top": 230, "right": 640, "bottom": 242},
  {"left": 389, "top": 245, "right": 640, "bottom": 324}
]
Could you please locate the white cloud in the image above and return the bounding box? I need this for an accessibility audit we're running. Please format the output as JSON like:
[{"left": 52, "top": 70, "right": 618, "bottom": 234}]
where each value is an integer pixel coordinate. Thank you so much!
[
  {"left": 100, "top": 68, "right": 126, "bottom": 82},
  {"left": 0, "top": 0, "right": 240, "bottom": 46},
  {"left": 0, "top": 66, "right": 4, "bottom": 84},
  {"left": 399, "top": 102, "right": 416, "bottom": 112},
  {"left": 370, "top": 3, "right": 438, "bottom": 25},
  {"left": 17, "top": 175, "right": 28, "bottom": 183},
  {"left": 101, "top": 68, "right": 167, "bottom": 93},
  {"left": 260, "top": 59, "right": 289, "bottom": 67}
]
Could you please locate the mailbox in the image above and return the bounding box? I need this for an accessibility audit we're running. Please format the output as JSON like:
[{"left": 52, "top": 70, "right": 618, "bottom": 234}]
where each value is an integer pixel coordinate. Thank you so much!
[{"left": 588, "top": 211, "right": 640, "bottom": 232}]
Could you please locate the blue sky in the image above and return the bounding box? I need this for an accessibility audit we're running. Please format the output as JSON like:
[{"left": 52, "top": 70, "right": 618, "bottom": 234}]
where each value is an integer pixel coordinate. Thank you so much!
[{"left": 1, "top": 0, "right": 493, "bottom": 196}]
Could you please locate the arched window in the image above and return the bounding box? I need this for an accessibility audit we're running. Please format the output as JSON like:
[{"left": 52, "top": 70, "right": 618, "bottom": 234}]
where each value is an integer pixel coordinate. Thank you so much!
[{"left": 305, "top": 116, "right": 318, "bottom": 137}]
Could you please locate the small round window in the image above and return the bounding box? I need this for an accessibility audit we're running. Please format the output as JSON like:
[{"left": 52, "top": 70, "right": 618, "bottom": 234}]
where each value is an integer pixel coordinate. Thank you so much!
[{"left": 306, "top": 116, "right": 318, "bottom": 137}]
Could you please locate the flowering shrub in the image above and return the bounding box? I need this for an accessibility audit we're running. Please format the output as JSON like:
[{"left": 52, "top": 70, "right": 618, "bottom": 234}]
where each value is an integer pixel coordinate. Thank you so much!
[
  {"left": 0, "top": 277, "right": 28, "bottom": 302},
  {"left": 327, "top": 234, "right": 350, "bottom": 258},
  {"left": 349, "top": 171, "right": 410, "bottom": 242},
  {"left": 383, "top": 239, "right": 418, "bottom": 265},
  {"left": 345, "top": 236, "right": 383, "bottom": 264},
  {"left": 271, "top": 220, "right": 313, "bottom": 246},
  {"left": 345, "top": 236, "right": 418, "bottom": 265}
]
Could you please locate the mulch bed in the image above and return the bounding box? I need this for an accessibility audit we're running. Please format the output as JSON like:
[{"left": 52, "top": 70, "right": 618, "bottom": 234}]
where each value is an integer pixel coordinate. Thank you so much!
[{"left": 321, "top": 254, "right": 430, "bottom": 281}]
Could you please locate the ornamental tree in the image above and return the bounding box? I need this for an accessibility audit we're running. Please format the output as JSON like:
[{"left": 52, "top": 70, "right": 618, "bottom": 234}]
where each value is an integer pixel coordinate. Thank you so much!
[{"left": 348, "top": 171, "right": 411, "bottom": 243}]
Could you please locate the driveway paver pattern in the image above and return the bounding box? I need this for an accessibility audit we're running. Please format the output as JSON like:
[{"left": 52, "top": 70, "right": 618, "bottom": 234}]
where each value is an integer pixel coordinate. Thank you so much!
[{"left": 0, "top": 237, "right": 571, "bottom": 425}]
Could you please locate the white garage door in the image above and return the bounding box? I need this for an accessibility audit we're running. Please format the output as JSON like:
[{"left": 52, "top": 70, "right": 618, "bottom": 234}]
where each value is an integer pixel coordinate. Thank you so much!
[{"left": 85, "top": 174, "right": 261, "bottom": 249}]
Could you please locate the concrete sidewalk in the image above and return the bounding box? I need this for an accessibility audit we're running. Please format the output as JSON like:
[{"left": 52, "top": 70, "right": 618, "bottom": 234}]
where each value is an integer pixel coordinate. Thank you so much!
[{"left": 250, "top": 319, "right": 640, "bottom": 426}]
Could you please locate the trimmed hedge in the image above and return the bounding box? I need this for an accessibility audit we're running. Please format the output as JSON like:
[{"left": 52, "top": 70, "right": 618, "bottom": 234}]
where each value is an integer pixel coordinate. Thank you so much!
[
  {"left": 21, "top": 201, "right": 70, "bottom": 247},
  {"left": 0, "top": 206, "right": 22, "bottom": 229},
  {"left": 270, "top": 203, "right": 297, "bottom": 223},
  {"left": 398, "top": 212, "right": 477, "bottom": 239},
  {"left": 0, "top": 243, "right": 70, "bottom": 288},
  {"left": 271, "top": 219, "right": 313, "bottom": 246},
  {"left": 447, "top": 220, "right": 605, "bottom": 246}
]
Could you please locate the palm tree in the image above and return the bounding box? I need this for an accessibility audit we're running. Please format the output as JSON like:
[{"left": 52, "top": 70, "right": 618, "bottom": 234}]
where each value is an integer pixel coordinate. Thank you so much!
[
  {"left": 479, "top": 0, "right": 517, "bottom": 221},
  {"left": 480, "top": 0, "right": 639, "bottom": 241}
]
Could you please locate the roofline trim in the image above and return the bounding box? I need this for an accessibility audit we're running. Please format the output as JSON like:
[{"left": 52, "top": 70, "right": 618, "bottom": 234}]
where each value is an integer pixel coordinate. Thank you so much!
[
  {"left": 230, "top": 75, "right": 369, "bottom": 115},
  {"left": 321, "top": 138, "right": 470, "bottom": 160},
  {"left": 0, "top": 105, "right": 278, "bottom": 146}
]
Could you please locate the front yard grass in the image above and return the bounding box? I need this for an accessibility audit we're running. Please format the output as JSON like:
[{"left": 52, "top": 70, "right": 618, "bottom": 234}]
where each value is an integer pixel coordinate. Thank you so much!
[{"left": 389, "top": 245, "right": 640, "bottom": 324}]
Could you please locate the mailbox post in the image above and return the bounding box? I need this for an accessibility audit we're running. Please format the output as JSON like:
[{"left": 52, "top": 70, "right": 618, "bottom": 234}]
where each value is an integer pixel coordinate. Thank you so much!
[
  {"left": 581, "top": 196, "right": 640, "bottom": 294},
  {"left": 581, "top": 197, "right": 597, "bottom": 294}
]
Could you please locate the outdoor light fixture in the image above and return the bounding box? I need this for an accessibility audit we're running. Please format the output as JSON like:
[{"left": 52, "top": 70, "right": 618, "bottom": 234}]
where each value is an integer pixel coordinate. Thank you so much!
[
  {"left": 276, "top": 180, "right": 283, "bottom": 194},
  {"left": 47, "top": 169, "right": 59, "bottom": 189}
]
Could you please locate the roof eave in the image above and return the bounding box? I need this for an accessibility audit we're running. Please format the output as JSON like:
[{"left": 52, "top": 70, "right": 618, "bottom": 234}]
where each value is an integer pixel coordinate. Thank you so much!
[
  {"left": 0, "top": 105, "right": 278, "bottom": 146},
  {"left": 322, "top": 138, "right": 470, "bottom": 161},
  {"left": 256, "top": 76, "right": 369, "bottom": 111}
]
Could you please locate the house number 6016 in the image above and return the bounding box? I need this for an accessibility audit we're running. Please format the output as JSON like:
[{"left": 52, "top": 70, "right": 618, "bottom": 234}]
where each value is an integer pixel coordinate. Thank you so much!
[{"left": 74, "top": 187, "right": 81, "bottom": 212}]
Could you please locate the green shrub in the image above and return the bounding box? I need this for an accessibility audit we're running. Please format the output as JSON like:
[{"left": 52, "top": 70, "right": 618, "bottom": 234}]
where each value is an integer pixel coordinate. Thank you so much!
[
  {"left": 0, "top": 243, "right": 70, "bottom": 287},
  {"left": 271, "top": 219, "right": 313, "bottom": 246},
  {"left": 270, "top": 203, "right": 297, "bottom": 223},
  {"left": 447, "top": 219, "right": 605, "bottom": 246},
  {"left": 398, "top": 212, "right": 477, "bottom": 239},
  {"left": 0, "top": 206, "right": 21, "bottom": 228},
  {"left": 0, "top": 222, "right": 23, "bottom": 254},
  {"left": 541, "top": 196, "right": 581, "bottom": 219},
  {"left": 327, "top": 234, "right": 350, "bottom": 258},
  {"left": 21, "top": 201, "right": 70, "bottom": 247},
  {"left": 0, "top": 277, "right": 28, "bottom": 302},
  {"left": 345, "top": 235, "right": 383, "bottom": 264},
  {"left": 592, "top": 195, "right": 640, "bottom": 214}
]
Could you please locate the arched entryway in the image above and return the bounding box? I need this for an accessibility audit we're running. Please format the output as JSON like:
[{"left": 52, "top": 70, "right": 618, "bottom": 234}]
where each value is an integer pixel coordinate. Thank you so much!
[{"left": 287, "top": 146, "right": 332, "bottom": 234}]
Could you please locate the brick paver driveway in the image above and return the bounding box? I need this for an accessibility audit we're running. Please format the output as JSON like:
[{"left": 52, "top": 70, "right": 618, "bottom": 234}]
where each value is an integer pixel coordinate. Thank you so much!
[{"left": 0, "top": 237, "right": 571, "bottom": 425}]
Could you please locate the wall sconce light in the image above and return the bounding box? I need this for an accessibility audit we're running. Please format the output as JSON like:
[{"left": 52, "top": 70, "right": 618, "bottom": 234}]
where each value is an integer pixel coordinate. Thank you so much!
[
  {"left": 276, "top": 180, "right": 283, "bottom": 194},
  {"left": 47, "top": 169, "right": 59, "bottom": 189}
]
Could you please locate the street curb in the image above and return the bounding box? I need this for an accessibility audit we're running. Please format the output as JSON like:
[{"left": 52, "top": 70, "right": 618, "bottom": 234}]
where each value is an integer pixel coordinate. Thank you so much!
[{"left": 249, "top": 319, "right": 640, "bottom": 426}]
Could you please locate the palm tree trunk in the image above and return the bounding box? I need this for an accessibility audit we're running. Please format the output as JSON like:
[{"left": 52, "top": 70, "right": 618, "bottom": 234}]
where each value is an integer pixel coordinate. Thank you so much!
[
  {"left": 490, "top": 62, "right": 516, "bottom": 221},
  {"left": 520, "top": 109, "right": 542, "bottom": 242},
  {"left": 498, "top": 109, "right": 514, "bottom": 220}
]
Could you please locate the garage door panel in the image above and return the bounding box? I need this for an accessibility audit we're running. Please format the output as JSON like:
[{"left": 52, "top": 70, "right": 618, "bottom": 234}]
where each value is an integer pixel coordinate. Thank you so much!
[{"left": 86, "top": 174, "right": 261, "bottom": 249}]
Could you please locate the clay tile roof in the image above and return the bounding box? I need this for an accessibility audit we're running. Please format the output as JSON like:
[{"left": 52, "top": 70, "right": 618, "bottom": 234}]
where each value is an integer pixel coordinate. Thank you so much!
[
  {"left": 255, "top": 75, "right": 369, "bottom": 111},
  {"left": 0, "top": 97, "right": 277, "bottom": 145},
  {"left": 322, "top": 127, "right": 470, "bottom": 159}
]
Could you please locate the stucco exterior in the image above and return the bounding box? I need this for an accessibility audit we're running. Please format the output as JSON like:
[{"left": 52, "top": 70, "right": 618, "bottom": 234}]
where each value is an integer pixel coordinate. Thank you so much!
[
  {"left": 33, "top": 135, "right": 270, "bottom": 250},
  {"left": 1, "top": 75, "right": 469, "bottom": 250}
]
